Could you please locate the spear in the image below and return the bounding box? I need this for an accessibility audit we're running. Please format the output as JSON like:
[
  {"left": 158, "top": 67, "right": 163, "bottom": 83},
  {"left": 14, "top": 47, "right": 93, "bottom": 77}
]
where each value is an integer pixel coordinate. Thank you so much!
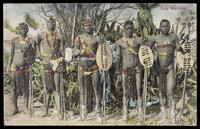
[
  {"left": 29, "top": 64, "right": 34, "bottom": 117},
  {"left": 96, "top": 43, "right": 113, "bottom": 124},
  {"left": 138, "top": 45, "right": 154, "bottom": 125},
  {"left": 60, "top": 73, "right": 66, "bottom": 120}
]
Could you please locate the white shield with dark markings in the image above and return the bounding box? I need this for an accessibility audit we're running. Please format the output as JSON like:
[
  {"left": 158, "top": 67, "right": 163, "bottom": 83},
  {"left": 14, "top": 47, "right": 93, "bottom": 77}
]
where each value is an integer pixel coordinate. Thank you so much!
[
  {"left": 96, "top": 43, "right": 113, "bottom": 71},
  {"left": 176, "top": 42, "right": 194, "bottom": 71},
  {"left": 138, "top": 46, "right": 154, "bottom": 68}
]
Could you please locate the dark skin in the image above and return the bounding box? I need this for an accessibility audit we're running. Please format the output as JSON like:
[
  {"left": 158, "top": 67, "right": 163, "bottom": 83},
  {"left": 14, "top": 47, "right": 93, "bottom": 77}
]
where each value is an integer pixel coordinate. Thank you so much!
[
  {"left": 149, "top": 21, "right": 187, "bottom": 123},
  {"left": 36, "top": 19, "right": 65, "bottom": 119},
  {"left": 73, "top": 22, "right": 104, "bottom": 119},
  {"left": 7, "top": 26, "right": 36, "bottom": 115},
  {"left": 115, "top": 24, "right": 143, "bottom": 120}
]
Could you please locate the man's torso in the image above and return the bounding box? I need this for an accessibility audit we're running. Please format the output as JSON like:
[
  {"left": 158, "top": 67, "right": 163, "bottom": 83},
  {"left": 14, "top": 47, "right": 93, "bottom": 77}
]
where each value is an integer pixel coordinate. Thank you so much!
[{"left": 117, "top": 36, "right": 140, "bottom": 68}]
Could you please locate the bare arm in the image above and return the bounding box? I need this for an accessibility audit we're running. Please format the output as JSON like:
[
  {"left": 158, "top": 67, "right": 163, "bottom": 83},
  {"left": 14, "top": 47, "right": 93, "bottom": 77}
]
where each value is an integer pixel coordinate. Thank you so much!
[
  {"left": 31, "top": 39, "right": 36, "bottom": 51},
  {"left": 7, "top": 38, "right": 15, "bottom": 72},
  {"left": 148, "top": 37, "right": 156, "bottom": 48},
  {"left": 98, "top": 35, "right": 104, "bottom": 46},
  {"left": 60, "top": 35, "right": 65, "bottom": 58},
  {"left": 115, "top": 40, "right": 121, "bottom": 74},
  {"left": 36, "top": 33, "right": 42, "bottom": 58},
  {"left": 72, "top": 36, "right": 80, "bottom": 58},
  {"left": 174, "top": 34, "right": 186, "bottom": 54},
  {"left": 135, "top": 37, "right": 144, "bottom": 47}
]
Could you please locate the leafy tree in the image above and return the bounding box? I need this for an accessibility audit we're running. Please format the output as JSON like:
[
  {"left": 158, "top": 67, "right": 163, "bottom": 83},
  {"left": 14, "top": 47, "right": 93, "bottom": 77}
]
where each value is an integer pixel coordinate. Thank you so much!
[{"left": 25, "top": 13, "right": 39, "bottom": 30}]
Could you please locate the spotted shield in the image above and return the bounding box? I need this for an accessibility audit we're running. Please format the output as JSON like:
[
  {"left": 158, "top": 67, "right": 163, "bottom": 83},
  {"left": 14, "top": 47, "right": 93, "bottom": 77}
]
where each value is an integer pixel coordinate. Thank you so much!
[
  {"left": 96, "top": 43, "right": 113, "bottom": 71},
  {"left": 138, "top": 45, "right": 154, "bottom": 68},
  {"left": 176, "top": 42, "right": 194, "bottom": 71}
]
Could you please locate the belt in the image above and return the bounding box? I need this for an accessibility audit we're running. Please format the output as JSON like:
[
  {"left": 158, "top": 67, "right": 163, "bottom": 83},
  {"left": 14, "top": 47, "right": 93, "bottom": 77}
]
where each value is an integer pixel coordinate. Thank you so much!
[
  {"left": 120, "top": 67, "right": 136, "bottom": 75},
  {"left": 11, "top": 66, "right": 29, "bottom": 74},
  {"left": 14, "top": 49, "right": 23, "bottom": 53},
  {"left": 41, "top": 53, "right": 52, "bottom": 57},
  {"left": 80, "top": 56, "right": 95, "bottom": 61},
  {"left": 157, "top": 52, "right": 173, "bottom": 56},
  {"left": 79, "top": 64, "right": 99, "bottom": 75}
]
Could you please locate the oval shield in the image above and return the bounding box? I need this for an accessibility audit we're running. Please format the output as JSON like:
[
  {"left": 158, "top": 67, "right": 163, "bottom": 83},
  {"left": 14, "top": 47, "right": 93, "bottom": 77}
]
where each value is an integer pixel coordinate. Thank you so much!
[
  {"left": 176, "top": 42, "right": 194, "bottom": 71},
  {"left": 24, "top": 46, "right": 36, "bottom": 65},
  {"left": 138, "top": 46, "right": 154, "bottom": 68},
  {"left": 96, "top": 43, "right": 112, "bottom": 71},
  {"left": 50, "top": 53, "right": 66, "bottom": 73}
]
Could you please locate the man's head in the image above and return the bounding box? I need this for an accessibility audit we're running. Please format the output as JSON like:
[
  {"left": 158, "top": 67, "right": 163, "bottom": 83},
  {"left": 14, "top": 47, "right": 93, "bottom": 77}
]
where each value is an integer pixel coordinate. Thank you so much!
[
  {"left": 18, "top": 22, "right": 29, "bottom": 35},
  {"left": 82, "top": 19, "right": 94, "bottom": 34},
  {"left": 124, "top": 20, "right": 135, "bottom": 37},
  {"left": 46, "top": 16, "right": 56, "bottom": 31},
  {"left": 160, "top": 19, "right": 170, "bottom": 35}
]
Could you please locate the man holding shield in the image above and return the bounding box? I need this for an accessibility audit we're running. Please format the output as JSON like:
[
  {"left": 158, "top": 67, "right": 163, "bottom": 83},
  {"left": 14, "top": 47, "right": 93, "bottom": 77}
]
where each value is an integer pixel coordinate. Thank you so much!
[
  {"left": 73, "top": 19, "right": 104, "bottom": 121},
  {"left": 148, "top": 19, "right": 189, "bottom": 124},
  {"left": 115, "top": 20, "right": 144, "bottom": 122},
  {"left": 7, "top": 22, "right": 36, "bottom": 115}
]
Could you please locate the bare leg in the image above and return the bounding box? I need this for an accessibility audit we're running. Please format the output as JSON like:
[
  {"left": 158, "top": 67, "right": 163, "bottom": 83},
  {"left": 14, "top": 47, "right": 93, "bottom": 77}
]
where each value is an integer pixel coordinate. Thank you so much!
[
  {"left": 10, "top": 73, "right": 19, "bottom": 115},
  {"left": 54, "top": 72, "right": 62, "bottom": 120},
  {"left": 41, "top": 69, "right": 50, "bottom": 117},
  {"left": 135, "top": 68, "right": 142, "bottom": 119},
  {"left": 78, "top": 66, "right": 86, "bottom": 120},
  {"left": 92, "top": 71, "right": 101, "bottom": 118},
  {"left": 157, "top": 75, "right": 167, "bottom": 123},
  {"left": 121, "top": 73, "right": 128, "bottom": 121},
  {"left": 23, "top": 72, "right": 29, "bottom": 113},
  {"left": 167, "top": 68, "right": 176, "bottom": 124}
]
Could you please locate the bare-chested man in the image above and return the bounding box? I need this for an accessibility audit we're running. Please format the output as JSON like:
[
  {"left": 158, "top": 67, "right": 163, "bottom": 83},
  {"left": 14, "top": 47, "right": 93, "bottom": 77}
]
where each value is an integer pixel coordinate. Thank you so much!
[
  {"left": 148, "top": 19, "right": 188, "bottom": 124},
  {"left": 7, "top": 22, "right": 36, "bottom": 115},
  {"left": 36, "top": 16, "right": 65, "bottom": 120},
  {"left": 73, "top": 19, "right": 104, "bottom": 121},
  {"left": 115, "top": 20, "right": 143, "bottom": 122}
]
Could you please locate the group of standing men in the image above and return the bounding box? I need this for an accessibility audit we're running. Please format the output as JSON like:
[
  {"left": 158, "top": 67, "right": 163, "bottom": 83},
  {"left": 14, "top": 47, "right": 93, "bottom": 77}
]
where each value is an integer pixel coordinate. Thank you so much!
[{"left": 7, "top": 15, "right": 189, "bottom": 124}]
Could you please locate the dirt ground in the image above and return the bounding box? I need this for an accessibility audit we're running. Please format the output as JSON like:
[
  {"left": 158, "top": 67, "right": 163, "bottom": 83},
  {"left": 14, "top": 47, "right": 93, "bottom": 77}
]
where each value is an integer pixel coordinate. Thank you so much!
[
  {"left": 3, "top": 92, "right": 131, "bottom": 126},
  {"left": 3, "top": 91, "right": 195, "bottom": 126}
]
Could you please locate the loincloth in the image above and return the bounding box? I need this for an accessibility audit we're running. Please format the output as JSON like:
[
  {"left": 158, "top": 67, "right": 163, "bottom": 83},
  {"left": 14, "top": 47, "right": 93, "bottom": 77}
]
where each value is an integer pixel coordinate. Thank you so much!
[
  {"left": 120, "top": 67, "right": 138, "bottom": 99},
  {"left": 41, "top": 62, "right": 55, "bottom": 91},
  {"left": 45, "top": 71, "right": 55, "bottom": 92},
  {"left": 158, "top": 67, "right": 169, "bottom": 94},
  {"left": 79, "top": 64, "right": 99, "bottom": 75},
  {"left": 11, "top": 65, "right": 29, "bottom": 96}
]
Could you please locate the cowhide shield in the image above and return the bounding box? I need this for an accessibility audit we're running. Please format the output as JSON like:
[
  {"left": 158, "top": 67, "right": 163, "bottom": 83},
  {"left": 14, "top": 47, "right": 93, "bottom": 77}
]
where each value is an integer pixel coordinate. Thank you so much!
[
  {"left": 50, "top": 53, "right": 66, "bottom": 73},
  {"left": 24, "top": 46, "right": 36, "bottom": 65},
  {"left": 138, "top": 45, "right": 154, "bottom": 68},
  {"left": 96, "top": 43, "right": 112, "bottom": 71},
  {"left": 176, "top": 42, "right": 194, "bottom": 71}
]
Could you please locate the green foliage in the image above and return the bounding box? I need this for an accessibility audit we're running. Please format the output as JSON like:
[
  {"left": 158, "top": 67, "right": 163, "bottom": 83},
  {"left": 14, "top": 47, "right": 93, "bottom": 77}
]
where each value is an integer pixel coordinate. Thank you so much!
[
  {"left": 3, "top": 49, "right": 11, "bottom": 92},
  {"left": 101, "top": 21, "right": 123, "bottom": 43},
  {"left": 25, "top": 13, "right": 39, "bottom": 30},
  {"left": 135, "top": 3, "right": 160, "bottom": 10},
  {"left": 181, "top": 103, "right": 197, "bottom": 125},
  {"left": 135, "top": 3, "right": 160, "bottom": 35},
  {"left": 32, "top": 62, "right": 43, "bottom": 103},
  {"left": 14, "top": 26, "right": 20, "bottom": 35},
  {"left": 63, "top": 63, "right": 79, "bottom": 113},
  {"left": 4, "top": 22, "right": 14, "bottom": 33},
  {"left": 135, "top": 5, "right": 158, "bottom": 43}
]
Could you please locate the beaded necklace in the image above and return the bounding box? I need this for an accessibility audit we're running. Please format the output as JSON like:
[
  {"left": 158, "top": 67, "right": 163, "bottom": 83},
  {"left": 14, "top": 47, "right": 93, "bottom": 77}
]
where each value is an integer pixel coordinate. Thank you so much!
[
  {"left": 46, "top": 31, "right": 57, "bottom": 49},
  {"left": 123, "top": 36, "right": 136, "bottom": 54},
  {"left": 19, "top": 35, "right": 29, "bottom": 50}
]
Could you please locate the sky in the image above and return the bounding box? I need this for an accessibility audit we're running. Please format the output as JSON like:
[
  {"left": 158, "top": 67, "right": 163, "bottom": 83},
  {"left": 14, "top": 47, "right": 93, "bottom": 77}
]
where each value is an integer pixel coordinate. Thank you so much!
[{"left": 3, "top": 3, "right": 196, "bottom": 36}]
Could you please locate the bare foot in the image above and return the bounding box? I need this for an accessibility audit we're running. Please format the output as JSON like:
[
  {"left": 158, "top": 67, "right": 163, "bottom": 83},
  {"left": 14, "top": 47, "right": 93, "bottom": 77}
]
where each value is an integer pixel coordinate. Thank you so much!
[
  {"left": 23, "top": 108, "right": 29, "bottom": 114},
  {"left": 10, "top": 109, "right": 19, "bottom": 116},
  {"left": 41, "top": 111, "right": 50, "bottom": 117}
]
